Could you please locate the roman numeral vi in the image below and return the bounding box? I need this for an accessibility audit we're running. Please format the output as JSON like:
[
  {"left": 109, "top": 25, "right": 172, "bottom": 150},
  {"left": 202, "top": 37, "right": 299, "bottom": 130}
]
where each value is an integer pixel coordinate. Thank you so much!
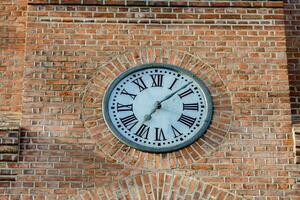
[{"left": 155, "top": 128, "right": 166, "bottom": 141}]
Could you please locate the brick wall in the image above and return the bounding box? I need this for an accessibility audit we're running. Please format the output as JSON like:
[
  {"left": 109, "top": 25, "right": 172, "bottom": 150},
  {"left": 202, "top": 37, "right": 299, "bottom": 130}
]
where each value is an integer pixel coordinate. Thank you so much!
[
  {"left": 0, "top": 125, "right": 19, "bottom": 162},
  {"left": 0, "top": 0, "right": 27, "bottom": 114},
  {"left": 0, "top": 0, "right": 299, "bottom": 199},
  {"left": 285, "top": 0, "right": 300, "bottom": 123},
  {"left": 0, "top": 128, "right": 20, "bottom": 186},
  {"left": 0, "top": 0, "right": 25, "bottom": 196},
  {"left": 0, "top": 114, "right": 20, "bottom": 193},
  {"left": 285, "top": 1, "right": 300, "bottom": 194}
]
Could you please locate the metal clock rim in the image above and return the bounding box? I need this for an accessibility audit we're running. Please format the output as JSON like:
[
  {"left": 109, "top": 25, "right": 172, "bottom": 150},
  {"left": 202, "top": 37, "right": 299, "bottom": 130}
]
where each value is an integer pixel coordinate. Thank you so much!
[{"left": 102, "top": 63, "right": 213, "bottom": 153}]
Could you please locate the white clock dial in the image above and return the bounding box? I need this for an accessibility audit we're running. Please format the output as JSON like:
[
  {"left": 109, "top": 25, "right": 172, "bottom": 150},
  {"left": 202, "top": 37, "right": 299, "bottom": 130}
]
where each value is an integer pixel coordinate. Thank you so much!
[{"left": 103, "top": 64, "right": 213, "bottom": 153}]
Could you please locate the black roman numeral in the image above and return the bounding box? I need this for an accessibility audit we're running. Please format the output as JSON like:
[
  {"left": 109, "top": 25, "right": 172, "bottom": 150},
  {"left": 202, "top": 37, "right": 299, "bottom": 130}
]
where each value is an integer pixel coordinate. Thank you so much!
[
  {"left": 120, "top": 114, "right": 138, "bottom": 131},
  {"left": 121, "top": 89, "right": 137, "bottom": 100},
  {"left": 171, "top": 125, "right": 183, "bottom": 138},
  {"left": 155, "top": 128, "right": 166, "bottom": 141},
  {"left": 168, "top": 78, "right": 178, "bottom": 90},
  {"left": 183, "top": 103, "right": 199, "bottom": 111},
  {"left": 117, "top": 103, "right": 133, "bottom": 112},
  {"left": 178, "top": 114, "right": 196, "bottom": 128},
  {"left": 150, "top": 74, "right": 164, "bottom": 87},
  {"left": 132, "top": 77, "right": 148, "bottom": 92},
  {"left": 178, "top": 88, "right": 194, "bottom": 98},
  {"left": 135, "top": 124, "right": 150, "bottom": 139}
]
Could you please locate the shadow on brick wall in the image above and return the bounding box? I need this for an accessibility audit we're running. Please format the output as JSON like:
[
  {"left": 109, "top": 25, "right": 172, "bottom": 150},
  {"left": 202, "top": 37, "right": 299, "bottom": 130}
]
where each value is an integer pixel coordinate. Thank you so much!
[
  {"left": 16, "top": 128, "right": 133, "bottom": 194},
  {"left": 284, "top": 0, "right": 300, "bottom": 123}
]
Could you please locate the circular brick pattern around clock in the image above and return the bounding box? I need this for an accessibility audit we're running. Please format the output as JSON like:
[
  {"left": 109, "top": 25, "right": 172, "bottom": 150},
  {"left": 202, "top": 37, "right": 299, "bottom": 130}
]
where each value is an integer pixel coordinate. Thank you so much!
[
  {"left": 81, "top": 48, "right": 233, "bottom": 169},
  {"left": 75, "top": 172, "right": 242, "bottom": 200}
]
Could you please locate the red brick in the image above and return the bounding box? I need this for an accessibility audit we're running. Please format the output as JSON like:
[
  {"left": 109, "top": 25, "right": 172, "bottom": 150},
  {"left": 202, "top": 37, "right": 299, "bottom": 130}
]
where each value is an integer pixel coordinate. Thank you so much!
[{"left": 1, "top": 1, "right": 299, "bottom": 200}]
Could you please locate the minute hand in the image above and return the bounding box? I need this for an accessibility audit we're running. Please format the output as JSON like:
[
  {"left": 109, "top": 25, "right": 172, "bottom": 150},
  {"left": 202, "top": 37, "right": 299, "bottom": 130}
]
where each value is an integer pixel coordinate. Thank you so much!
[{"left": 159, "top": 81, "right": 193, "bottom": 104}]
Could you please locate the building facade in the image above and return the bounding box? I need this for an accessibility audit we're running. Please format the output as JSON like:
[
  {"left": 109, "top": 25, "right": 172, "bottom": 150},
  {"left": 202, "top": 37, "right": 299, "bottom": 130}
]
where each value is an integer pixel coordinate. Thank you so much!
[{"left": 0, "top": 0, "right": 299, "bottom": 199}]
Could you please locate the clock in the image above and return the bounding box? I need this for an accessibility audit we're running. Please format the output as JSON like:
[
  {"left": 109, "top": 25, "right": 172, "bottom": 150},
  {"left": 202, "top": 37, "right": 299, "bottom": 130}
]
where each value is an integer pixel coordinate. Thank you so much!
[{"left": 103, "top": 63, "right": 213, "bottom": 153}]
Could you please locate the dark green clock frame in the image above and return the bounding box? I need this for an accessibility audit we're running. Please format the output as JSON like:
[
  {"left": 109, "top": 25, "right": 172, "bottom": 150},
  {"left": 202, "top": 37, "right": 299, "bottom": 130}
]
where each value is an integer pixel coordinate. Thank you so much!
[{"left": 102, "top": 63, "right": 213, "bottom": 153}]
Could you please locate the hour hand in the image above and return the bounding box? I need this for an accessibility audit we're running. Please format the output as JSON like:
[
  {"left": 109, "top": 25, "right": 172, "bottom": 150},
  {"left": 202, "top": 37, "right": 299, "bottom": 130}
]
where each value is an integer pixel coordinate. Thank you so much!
[{"left": 142, "top": 101, "right": 161, "bottom": 123}]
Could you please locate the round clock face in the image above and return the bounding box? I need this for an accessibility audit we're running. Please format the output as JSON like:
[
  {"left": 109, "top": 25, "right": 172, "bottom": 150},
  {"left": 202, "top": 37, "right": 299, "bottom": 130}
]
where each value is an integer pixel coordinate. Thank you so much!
[{"left": 103, "top": 63, "right": 213, "bottom": 153}]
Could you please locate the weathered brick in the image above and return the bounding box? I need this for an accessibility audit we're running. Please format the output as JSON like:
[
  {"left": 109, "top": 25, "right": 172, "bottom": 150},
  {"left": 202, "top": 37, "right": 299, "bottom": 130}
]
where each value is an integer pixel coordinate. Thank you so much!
[{"left": 1, "top": 0, "right": 299, "bottom": 199}]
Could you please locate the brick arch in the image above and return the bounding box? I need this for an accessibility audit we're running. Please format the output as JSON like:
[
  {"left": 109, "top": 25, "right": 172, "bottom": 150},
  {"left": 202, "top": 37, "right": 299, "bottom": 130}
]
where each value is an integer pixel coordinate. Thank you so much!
[
  {"left": 75, "top": 172, "right": 243, "bottom": 200},
  {"left": 81, "top": 48, "right": 233, "bottom": 169}
]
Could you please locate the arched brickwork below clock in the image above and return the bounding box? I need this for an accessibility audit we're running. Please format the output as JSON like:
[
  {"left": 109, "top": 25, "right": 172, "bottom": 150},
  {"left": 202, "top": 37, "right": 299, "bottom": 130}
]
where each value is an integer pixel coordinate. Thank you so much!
[
  {"left": 74, "top": 172, "right": 243, "bottom": 200},
  {"left": 81, "top": 48, "right": 233, "bottom": 169}
]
